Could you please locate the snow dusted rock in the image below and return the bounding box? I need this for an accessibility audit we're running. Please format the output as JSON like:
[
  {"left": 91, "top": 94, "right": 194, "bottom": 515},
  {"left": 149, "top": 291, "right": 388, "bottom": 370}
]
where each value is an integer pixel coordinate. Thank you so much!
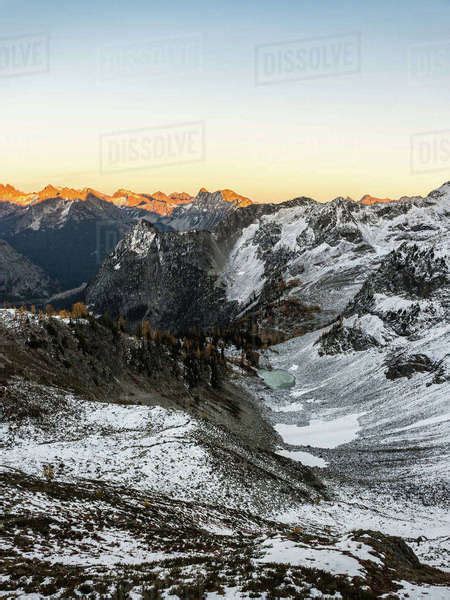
[
  {"left": 0, "top": 239, "right": 56, "bottom": 301},
  {"left": 318, "top": 243, "right": 449, "bottom": 356},
  {"left": 89, "top": 182, "right": 449, "bottom": 338},
  {"left": 87, "top": 220, "right": 231, "bottom": 331},
  {"left": 317, "top": 314, "right": 390, "bottom": 355},
  {"left": 162, "top": 187, "right": 253, "bottom": 232},
  {"left": 427, "top": 180, "right": 450, "bottom": 201},
  {"left": 221, "top": 189, "right": 448, "bottom": 337},
  {"left": 345, "top": 243, "right": 448, "bottom": 317},
  {"left": 385, "top": 353, "right": 438, "bottom": 380}
]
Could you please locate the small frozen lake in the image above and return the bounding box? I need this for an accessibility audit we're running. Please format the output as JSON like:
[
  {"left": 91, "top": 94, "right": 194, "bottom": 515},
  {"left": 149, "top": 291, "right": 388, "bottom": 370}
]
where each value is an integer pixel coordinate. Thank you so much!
[
  {"left": 275, "top": 413, "right": 363, "bottom": 449},
  {"left": 259, "top": 369, "right": 296, "bottom": 390}
]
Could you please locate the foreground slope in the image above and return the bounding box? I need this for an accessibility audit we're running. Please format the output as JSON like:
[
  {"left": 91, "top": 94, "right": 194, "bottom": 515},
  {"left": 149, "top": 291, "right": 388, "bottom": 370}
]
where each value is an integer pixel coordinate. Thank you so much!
[
  {"left": 1, "top": 302, "right": 449, "bottom": 598},
  {"left": 0, "top": 309, "right": 324, "bottom": 509}
]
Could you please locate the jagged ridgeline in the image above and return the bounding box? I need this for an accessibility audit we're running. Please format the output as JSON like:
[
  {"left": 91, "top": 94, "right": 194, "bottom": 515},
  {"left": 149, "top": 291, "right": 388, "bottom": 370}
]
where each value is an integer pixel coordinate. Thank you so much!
[
  {"left": 317, "top": 243, "right": 449, "bottom": 360},
  {"left": 0, "top": 187, "right": 253, "bottom": 299},
  {"left": 87, "top": 182, "right": 450, "bottom": 341}
]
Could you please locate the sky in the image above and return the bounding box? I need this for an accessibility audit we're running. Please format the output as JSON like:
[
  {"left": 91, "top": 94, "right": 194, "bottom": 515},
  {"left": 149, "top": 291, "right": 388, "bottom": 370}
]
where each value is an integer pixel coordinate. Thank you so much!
[{"left": 1, "top": 0, "right": 449, "bottom": 203}]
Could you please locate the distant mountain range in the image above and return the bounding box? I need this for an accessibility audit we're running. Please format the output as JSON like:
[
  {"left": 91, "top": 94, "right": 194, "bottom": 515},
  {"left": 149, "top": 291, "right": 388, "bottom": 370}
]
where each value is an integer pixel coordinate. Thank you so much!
[
  {"left": 6, "top": 181, "right": 429, "bottom": 210},
  {"left": 0, "top": 183, "right": 252, "bottom": 215},
  {"left": 0, "top": 194, "right": 135, "bottom": 293},
  {"left": 0, "top": 185, "right": 254, "bottom": 299},
  {"left": 0, "top": 181, "right": 448, "bottom": 309}
]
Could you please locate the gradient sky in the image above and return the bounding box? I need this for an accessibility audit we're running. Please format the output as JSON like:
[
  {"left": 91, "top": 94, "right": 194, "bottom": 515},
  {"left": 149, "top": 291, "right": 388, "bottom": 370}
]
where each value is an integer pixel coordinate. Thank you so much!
[{"left": 1, "top": 0, "right": 450, "bottom": 202}]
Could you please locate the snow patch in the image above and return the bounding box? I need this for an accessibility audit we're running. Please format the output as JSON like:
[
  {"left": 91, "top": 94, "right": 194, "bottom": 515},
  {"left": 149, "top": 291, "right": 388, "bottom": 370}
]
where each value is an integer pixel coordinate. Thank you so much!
[
  {"left": 343, "top": 314, "right": 391, "bottom": 345},
  {"left": 276, "top": 449, "right": 328, "bottom": 468},
  {"left": 128, "top": 223, "right": 156, "bottom": 256},
  {"left": 224, "top": 222, "right": 265, "bottom": 304},
  {"left": 273, "top": 401, "right": 304, "bottom": 413},
  {"left": 255, "top": 535, "right": 366, "bottom": 578},
  {"left": 275, "top": 413, "right": 363, "bottom": 449},
  {"left": 393, "top": 580, "right": 450, "bottom": 599}
]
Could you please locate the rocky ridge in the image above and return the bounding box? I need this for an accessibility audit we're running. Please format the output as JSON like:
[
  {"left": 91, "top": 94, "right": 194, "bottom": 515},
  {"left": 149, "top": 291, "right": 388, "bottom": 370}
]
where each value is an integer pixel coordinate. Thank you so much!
[{"left": 88, "top": 183, "right": 450, "bottom": 338}]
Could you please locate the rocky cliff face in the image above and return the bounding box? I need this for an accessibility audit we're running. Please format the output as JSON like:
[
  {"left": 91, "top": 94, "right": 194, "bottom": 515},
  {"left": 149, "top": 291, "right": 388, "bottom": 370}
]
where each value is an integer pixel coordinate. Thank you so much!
[
  {"left": 87, "top": 220, "right": 233, "bottom": 331},
  {"left": 318, "top": 243, "right": 449, "bottom": 357},
  {"left": 344, "top": 243, "right": 448, "bottom": 321},
  {"left": 86, "top": 198, "right": 284, "bottom": 330}
]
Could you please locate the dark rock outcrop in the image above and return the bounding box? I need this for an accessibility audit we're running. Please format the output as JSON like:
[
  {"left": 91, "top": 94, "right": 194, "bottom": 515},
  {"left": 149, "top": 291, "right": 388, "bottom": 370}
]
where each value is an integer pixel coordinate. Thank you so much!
[
  {"left": 87, "top": 220, "right": 234, "bottom": 332},
  {"left": 345, "top": 243, "right": 448, "bottom": 319},
  {"left": 385, "top": 353, "right": 437, "bottom": 380},
  {"left": 317, "top": 318, "right": 382, "bottom": 355}
]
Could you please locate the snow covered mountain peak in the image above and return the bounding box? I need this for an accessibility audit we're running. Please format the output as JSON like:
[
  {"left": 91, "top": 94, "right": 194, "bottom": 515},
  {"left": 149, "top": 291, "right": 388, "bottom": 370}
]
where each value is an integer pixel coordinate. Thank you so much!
[
  {"left": 116, "top": 219, "right": 158, "bottom": 258},
  {"left": 428, "top": 181, "right": 450, "bottom": 200}
]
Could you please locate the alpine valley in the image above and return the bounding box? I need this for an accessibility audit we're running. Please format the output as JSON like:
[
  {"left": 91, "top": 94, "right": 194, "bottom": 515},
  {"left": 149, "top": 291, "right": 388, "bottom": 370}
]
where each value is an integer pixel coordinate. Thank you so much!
[{"left": 0, "top": 180, "right": 449, "bottom": 599}]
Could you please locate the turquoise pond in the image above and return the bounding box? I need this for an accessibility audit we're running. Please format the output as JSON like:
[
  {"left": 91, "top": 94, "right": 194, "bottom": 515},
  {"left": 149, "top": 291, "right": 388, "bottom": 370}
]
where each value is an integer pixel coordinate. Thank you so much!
[{"left": 258, "top": 369, "right": 296, "bottom": 390}]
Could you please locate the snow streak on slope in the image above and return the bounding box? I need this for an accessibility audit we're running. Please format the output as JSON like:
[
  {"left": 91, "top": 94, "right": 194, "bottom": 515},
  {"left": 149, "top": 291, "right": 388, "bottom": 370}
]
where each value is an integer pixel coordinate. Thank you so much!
[{"left": 224, "top": 222, "right": 265, "bottom": 303}]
